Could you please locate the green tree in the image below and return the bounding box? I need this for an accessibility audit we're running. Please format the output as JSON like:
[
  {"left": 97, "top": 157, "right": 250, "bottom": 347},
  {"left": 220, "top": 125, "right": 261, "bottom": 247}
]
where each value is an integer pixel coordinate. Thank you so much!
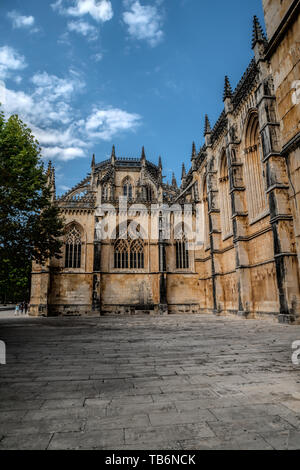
[{"left": 0, "top": 108, "right": 64, "bottom": 303}]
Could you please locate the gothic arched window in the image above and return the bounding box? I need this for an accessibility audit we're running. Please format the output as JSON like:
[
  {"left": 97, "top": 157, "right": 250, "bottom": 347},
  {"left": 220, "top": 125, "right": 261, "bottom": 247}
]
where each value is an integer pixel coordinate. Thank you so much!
[
  {"left": 145, "top": 185, "right": 153, "bottom": 201},
  {"left": 130, "top": 239, "right": 144, "bottom": 269},
  {"left": 102, "top": 184, "right": 109, "bottom": 201},
  {"left": 65, "top": 226, "right": 82, "bottom": 268},
  {"left": 176, "top": 237, "right": 189, "bottom": 269},
  {"left": 244, "top": 113, "right": 267, "bottom": 221},
  {"left": 219, "top": 152, "right": 232, "bottom": 239},
  {"left": 123, "top": 178, "right": 133, "bottom": 199},
  {"left": 114, "top": 239, "right": 129, "bottom": 269},
  {"left": 174, "top": 222, "right": 189, "bottom": 269}
]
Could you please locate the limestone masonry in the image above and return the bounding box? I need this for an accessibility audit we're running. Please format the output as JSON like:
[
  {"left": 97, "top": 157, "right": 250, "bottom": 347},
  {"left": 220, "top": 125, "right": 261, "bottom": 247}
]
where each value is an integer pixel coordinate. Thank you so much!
[{"left": 30, "top": 0, "right": 300, "bottom": 323}]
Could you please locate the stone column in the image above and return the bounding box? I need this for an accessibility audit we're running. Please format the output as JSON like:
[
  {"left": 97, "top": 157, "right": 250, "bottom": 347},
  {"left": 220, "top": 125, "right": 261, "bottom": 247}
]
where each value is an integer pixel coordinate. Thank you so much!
[
  {"left": 226, "top": 128, "right": 252, "bottom": 316},
  {"left": 205, "top": 143, "right": 222, "bottom": 314},
  {"left": 257, "top": 75, "right": 300, "bottom": 323},
  {"left": 92, "top": 223, "right": 101, "bottom": 314}
]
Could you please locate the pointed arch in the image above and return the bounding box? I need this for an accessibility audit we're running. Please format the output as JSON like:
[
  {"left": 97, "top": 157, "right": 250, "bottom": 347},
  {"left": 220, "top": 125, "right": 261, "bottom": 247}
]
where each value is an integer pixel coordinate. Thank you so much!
[
  {"left": 130, "top": 239, "right": 144, "bottom": 269},
  {"left": 64, "top": 223, "right": 83, "bottom": 268},
  {"left": 244, "top": 111, "right": 267, "bottom": 221},
  {"left": 144, "top": 184, "right": 154, "bottom": 202},
  {"left": 122, "top": 177, "right": 133, "bottom": 199},
  {"left": 114, "top": 239, "right": 129, "bottom": 269},
  {"left": 114, "top": 221, "right": 145, "bottom": 270},
  {"left": 102, "top": 184, "right": 110, "bottom": 201},
  {"left": 174, "top": 222, "right": 190, "bottom": 269},
  {"left": 219, "top": 151, "right": 232, "bottom": 239}
]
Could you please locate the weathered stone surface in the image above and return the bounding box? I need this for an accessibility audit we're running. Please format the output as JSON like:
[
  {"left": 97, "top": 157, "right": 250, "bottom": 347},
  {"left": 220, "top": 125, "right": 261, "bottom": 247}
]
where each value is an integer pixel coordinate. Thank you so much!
[{"left": 0, "top": 314, "right": 299, "bottom": 449}]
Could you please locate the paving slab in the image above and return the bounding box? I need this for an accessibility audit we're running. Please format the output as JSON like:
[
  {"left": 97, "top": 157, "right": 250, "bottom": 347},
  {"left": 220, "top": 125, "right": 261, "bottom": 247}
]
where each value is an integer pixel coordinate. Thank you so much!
[{"left": 0, "top": 313, "right": 299, "bottom": 449}]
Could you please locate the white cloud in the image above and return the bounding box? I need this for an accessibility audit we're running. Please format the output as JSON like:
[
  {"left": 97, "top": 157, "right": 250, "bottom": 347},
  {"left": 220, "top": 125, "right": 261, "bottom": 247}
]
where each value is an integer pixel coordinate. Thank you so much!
[
  {"left": 52, "top": 0, "right": 113, "bottom": 23},
  {"left": 31, "top": 70, "right": 85, "bottom": 102},
  {"left": 42, "top": 146, "right": 86, "bottom": 161},
  {"left": 7, "top": 10, "right": 35, "bottom": 29},
  {"left": 123, "top": 0, "right": 164, "bottom": 47},
  {"left": 67, "top": 20, "right": 99, "bottom": 40},
  {"left": 0, "top": 46, "right": 27, "bottom": 80},
  {"left": 14, "top": 76, "right": 23, "bottom": 84},
  {"left": 0, "top": 66, "right": 141, "bottom": 161},
  {"left": 59, "top": 184, "right": 72, "bottom": 192},
  {"left": 92, "top": 52, "right": 103, "bottom": 62},
  {"left": 85, "top": 107, "right": 141, "bottom": 140}
]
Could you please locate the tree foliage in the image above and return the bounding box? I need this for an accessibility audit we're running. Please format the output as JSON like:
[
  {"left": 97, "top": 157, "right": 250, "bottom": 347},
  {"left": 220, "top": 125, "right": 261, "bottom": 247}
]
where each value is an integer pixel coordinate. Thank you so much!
[{"left": 0, "top": 108, "right": 64, "bottom": 302}]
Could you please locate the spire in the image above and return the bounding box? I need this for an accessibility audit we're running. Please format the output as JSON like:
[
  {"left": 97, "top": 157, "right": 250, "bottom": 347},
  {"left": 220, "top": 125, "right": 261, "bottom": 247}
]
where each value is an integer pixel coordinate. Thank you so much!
[
  {"left": 111, "top": 145, "right": 116, "bottom": 165},
  {"left": 91, "top": 153, "right": 95, "bottom": 168},
  {"left": 252, "top": 15, "right": 267, "bottom": 49},
  {"left": 47, "top": 161, "right": 56, "bottom": 201},
  {"left": 141, "top": 146, "right": 146, "bottom": 160},
  {"left": 158, "top": 155, "right": 162, "bottom": 169},
  {"left": 223, "top": 76, "right": 233, "bottom": 102},
  {"left": 172, "top": 172, "right": 177, "bottom": 188},
  {"left": 191, "top": 141, "right": 197, "bottom": 160},
  {"left": 47, "top": 160, "right": 52, "bottom": 178},
  {"left": 181, "top": 163, "right": 186, "bottom": 180},
  {"left": 204, "top": 115, "right": 211, "bottom": 136}
]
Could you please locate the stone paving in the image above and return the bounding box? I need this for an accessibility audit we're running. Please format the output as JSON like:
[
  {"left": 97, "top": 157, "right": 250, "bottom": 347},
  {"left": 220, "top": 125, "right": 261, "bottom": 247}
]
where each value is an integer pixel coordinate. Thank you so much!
[{"left": 0, "top": 314, "right": 299, "bottom": 450}]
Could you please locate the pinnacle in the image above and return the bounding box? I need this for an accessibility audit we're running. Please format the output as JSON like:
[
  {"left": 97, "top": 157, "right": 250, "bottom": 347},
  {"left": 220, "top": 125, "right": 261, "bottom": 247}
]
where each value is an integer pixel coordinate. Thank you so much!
[
  {"left": 252, "top": 15, "right": 267, "bottom": 49},
  {"left": 204, "top": 115, "right": 211, "bottom": 135},
  {"left": 223, "top": 75, "right": 233, "bottom": 102}
]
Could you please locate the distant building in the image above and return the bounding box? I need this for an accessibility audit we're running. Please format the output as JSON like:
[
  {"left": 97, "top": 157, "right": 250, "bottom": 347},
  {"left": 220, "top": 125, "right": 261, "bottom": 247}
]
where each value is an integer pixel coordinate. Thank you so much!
[{"left": 30, "top": 0, "right": 300, "bottom": 323}]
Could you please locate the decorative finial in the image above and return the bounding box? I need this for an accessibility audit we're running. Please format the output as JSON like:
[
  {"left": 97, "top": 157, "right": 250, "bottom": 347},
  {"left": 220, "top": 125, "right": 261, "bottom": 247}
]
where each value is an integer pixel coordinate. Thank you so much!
[
  {"left": 181, "top": 163, "right": 186, "bottom": 180},
  {"left": 223, "top": 76, "right": 233, "bottom": 102},
  {"left": 172, "top": 172, "right": 177, "bottom": 188},
  {"left": 141, "top": 146, "right": 146, "bottom": 160},
  {"left": 158, "top": 155, "right": 162, "bottom": 169},
  {"left": 252, "top": 15, "right": 267, "bottom": 49},
  {"left": 204, "top": 115, "right": 211, "bottom": 136},
  {"left": 91, "top": 153, "right": 95, "bottom": 168},
  {"left": 191, "top": 142, "right": 197, "bottom": 160}
]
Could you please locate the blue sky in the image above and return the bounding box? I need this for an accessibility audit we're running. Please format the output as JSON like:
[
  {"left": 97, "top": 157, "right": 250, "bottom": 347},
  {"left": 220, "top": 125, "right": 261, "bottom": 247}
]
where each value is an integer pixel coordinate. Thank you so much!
[{"left": 0, "top": 0, "right": 265, "bottom": 194}]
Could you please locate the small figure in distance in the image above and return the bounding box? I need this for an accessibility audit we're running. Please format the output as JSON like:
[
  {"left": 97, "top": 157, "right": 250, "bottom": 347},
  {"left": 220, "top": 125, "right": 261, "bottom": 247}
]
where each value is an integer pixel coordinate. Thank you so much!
[{"left": 14, "top": 304, "right": 20, "bottom": 316}]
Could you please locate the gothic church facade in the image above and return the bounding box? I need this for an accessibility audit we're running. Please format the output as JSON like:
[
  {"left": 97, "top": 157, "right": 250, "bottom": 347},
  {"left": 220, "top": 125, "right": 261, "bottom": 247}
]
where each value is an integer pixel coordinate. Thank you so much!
[{"left": 30, "top": 0, "right": 300, "bottom": 323}]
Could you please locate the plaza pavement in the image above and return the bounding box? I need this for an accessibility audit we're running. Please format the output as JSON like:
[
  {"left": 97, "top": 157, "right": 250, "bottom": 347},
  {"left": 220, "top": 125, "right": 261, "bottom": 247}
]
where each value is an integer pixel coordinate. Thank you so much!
[{"left": 0, "top": 313, "right": 299, "bottom": 450}]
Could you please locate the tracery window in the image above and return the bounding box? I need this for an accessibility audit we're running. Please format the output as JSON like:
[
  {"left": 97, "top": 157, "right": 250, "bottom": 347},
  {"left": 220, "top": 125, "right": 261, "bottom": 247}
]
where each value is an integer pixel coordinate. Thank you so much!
[
  {"left": 102, "top": 184, "right": 109, "bottom": 201},
  {"left": 145, "top": 185, "right": 153, "bottom": 201},
  {"left": 244, "top": 114, "right": 267, "bottom": 221},
  {"left": 114, "top": 239, "right": 129, "bottom": 269},
  {"left": 174, "top": 222, "right": 189, "bottom": 269},
  {"left": 130, "top": 239, "right": 144, "bottom": 269},
  {"left": 65, "top": 226, "right": 82, "bottom": 268},
  {"left": 176, "top": 237, "right": 189, "bottom": 269},
  {"left": 123, "top": 178, "right": 133, "bottom": 199},
  {"left": 219, "top": 152, "right": 232, "bottom": 239}
]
